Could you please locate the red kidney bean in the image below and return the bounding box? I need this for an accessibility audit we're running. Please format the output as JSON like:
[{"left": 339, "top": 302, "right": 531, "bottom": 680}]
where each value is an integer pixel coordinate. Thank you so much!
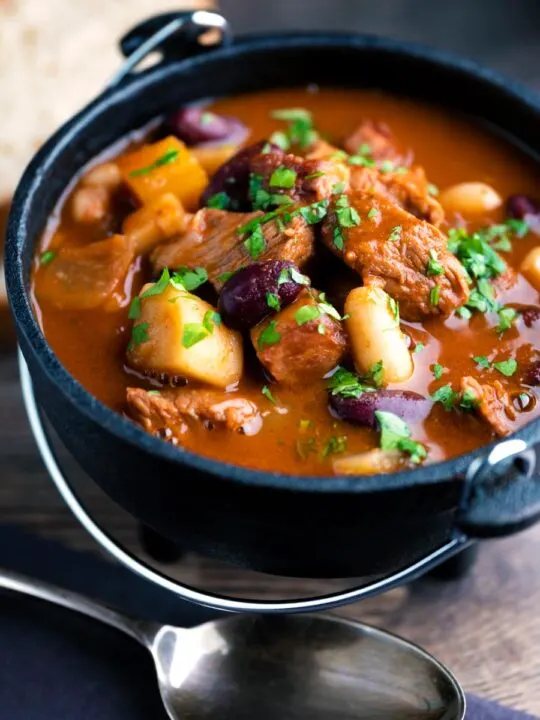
[
  {"left": 218, "top": 260, "right": 308, "bottom": 330},
  {"left": 329, "top": 390, "right": 431, "bottom": 428}
]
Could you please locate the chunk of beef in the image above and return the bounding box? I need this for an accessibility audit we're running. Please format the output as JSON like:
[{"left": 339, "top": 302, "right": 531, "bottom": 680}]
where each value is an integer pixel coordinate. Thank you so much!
[
  {"left": 350, "top": 165, "right": 444, "bottom": 226},
  {"left": 127, "top": 387, "right": 262, "bottom": 440},
  {"left": 460, "top": 377, "right": 515, "bottom": 437},
  {"left": 343, "top": 120, "right": 412, "bottom": 166},
  {"left": 250, "top": 289, "right": 347, "bottom": 385},
  {"left": 250, "top": 150, "right": 350, "bottom": 204},
  {"left": 321, "top": 191, "right": 469, "bottom": 320},
  {"left": 151, "top": 208, "right": 314, "bottom": 289}
]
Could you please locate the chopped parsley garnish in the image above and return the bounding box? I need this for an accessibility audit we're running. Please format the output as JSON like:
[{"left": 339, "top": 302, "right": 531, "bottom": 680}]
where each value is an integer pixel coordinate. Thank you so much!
[
  {"left": 266, "top": 292, "right": 281, "bottom": 311},
  {"left": 332, "top": 181, "right": 346, "bottom": 195},
  {"left": 207, "top": 191, "right": 230, "bottom": 209},
  {"left": 367, "top": 207, "right": 379, "bottom": 219},
  {"left": 270, "top": 107, "right": 318, "bottom": 148},
  {"left": 388, "top": 225, "right": 402, "bottom": 242},
  {"left": 460, "top": 389, "right": 479, "bottom": 412},
  {"left": 367, "top": 360, "right": 384, "bottom": 387},
  {"left": 427, "top": 183, "right": 439, "bottom": 197},
  {"left": 317, "top": 292, "right": 342, "bottom": 321},
  {"left": 277, "top": 266, "right": 310, "bottom": 286},
  {"left": 379, "top": 160, "right": 408, "bottom": 175},
  {"left": 217, "top": 271, "right": 236, "bottom": 284},
  {"left": 129, "top": 149, "right": 179, "bottom": 177},
  {"left": 202, "top": 310, "right": 221, "bottom": 332},
  {"left": 333, "top": 226, "right": 345, "bottom": 251},
  {"left": 269, "top": 130, "right": 289, "bottom": 150},
  {"left": 414, "top": 342, "right": 425, "bottom": 354},
  {"left": 426, "top": 249, "right": 444, "bottom": 276},
  {"left": 128, "top": 322, "right": 149, "bottom": 350},
  {"left": 473, "top": 355, "right": 492, "bottom": 369},
  {"left": 243, "top": 224, "right": 266, "bottom": 259},
  {"left": 430, "top": 384, "right": 458, "bottom": 411},
  {"left": 493, "top": 358, "right": 517, "bottom": 377},
  {"left": 305, "top": 171, "right": 325, "bottom": 180},
  {"left": 269, "top": 166, "right": 297, "bottom": 189},
  {"left": 299, "top": 419, "right": 314, "bottom": 431},
  {"left": 318, "top": 323, "right": 326, "bottom": 335},
  {"left": 147, "top": 390, "right": 161, "bottom": 396},
  {"left": 335, "top": 194, "right": 360, "bottom": 227},
  {"left": 448, "top": 226, "right": 506, "bottom": 281},
  {"left": 321, "top": 435, "right": 348, "bottom": 458},
  {"left": 129, "top": 268, "right": 172, "bottom": 319},
  {"left": 495, "top": 306, "right": 518, "bottom": 334},
  {"left": 432, "top": 363, "right": 445, "bottom": 380},
  {"left": 182, "top": 324, "right": 209, "bottom": 348},
  {"left": 237, "top": 208, "right": 282, "bottom": 236},
  {"left": 258, "top": 320, "right": 281, "bottom": 349},
  {"left": 261, "top": 385, "right": 277, "bottom": 404},
  {"left": 388, "top": 296, "right": 400, "bottom": 325},
  {"left": 430, "top": 284, "right": 441, "bottom": 306},
  {"left": 295, "top": 305, "right": 320, "bottom": 325},
  {"left": 347, "top": 143, "right": 375, "bottom": 167},
  {"left": 375, "top": 411, "right": 427, "bottom": 464},
  {"left": 296, "top": 198, "right": 329, "bottom": 225},
  {"left": 40, "top": 250, "right": 56, "bottom": 265},
  {"left": 170, "top": 266, "right": 208, "bottom": 292},
  {"left": 327, "top": 367, "right": 369, "bottom": 398}
]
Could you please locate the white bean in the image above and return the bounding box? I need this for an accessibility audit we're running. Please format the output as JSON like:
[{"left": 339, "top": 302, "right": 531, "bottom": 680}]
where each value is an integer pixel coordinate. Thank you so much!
[
  {"left": 82, "top": 162, "right": 122, "bottom": 190},
  {"left": 439, "top": 182, "right": 502, "bottom": 215},
  {"left": 344, "top": 286, "right": 413, "bottom": 384},
  {"left": 521, "top": 246, "right": 540, "bottom": 292},
  {"left": 71, "top": 186, "right": 109, "bottom": 224}
]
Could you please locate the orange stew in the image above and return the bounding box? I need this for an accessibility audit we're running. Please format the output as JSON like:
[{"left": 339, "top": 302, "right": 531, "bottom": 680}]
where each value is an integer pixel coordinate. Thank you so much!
[{"left": 32, "top": 88, "right": 540, "bottom": 476}]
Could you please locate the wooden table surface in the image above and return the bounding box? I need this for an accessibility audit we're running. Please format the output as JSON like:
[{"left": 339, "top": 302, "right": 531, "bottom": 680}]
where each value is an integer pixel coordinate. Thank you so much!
[{"left": 1, "top": 0, "right": 540, "bottom": 715}]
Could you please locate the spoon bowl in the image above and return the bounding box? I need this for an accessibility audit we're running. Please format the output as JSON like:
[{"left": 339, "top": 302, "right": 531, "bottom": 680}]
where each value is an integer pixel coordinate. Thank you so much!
[
  {"left": 0, "top": 568, "right": 465, "bottom": 719},
  {"left": 151, "top": 615, "right": 464, "bottom": 719}
]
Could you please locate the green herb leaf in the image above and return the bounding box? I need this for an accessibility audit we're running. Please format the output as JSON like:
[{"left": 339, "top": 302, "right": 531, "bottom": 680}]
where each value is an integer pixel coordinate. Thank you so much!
[
  {"left": 129, "top": 149, "right": 179, "bottom": 177},
  {"left": 321, "top": 435, "right": 348, "bottom": 458},
  {"left": 128, "top": 322, "right": 149, "bottom": 350},
  {"left": 427, "top": 183, "right": 439, "bottom": 196},
  {"left": 432, "top": 363, "right": 445, "bottom": 380},
  {"left": 295, "top": 305, "right": 321, "bottom": 325},
  {"left": 460, "top": 388, "right": 480, "bottom": 412},
  {"left": 269, "top": 130, "right": 290, "bottom": 151},
  {"left": 271, "top": 107, "right": 312, "bottom": 122},
  {"left": 473, "top": 355, "right": 491, "bottom": 369},
  {"left": 317, "top": 292, "right": 342, "bottom": 321},
  {"left": 414, "top": 342, "right": 425, "bottom": 354},
  {"left": 426, "top": 249, "right": 444, "bottom": 276},
  {"left": 217, "top": 271, "right": 235, "bottom": 284},
  {"left": 270, "top": 107, "right": 317, "bottom": 148},
  {"left": 261, "top": 385, "right": 277, "bottom": 404},
  {"left": 202, "top": 310, "right": 221, "bottom": 333},
  {"left": 269, "top": 166, "right": 297, "bottom": 189},
  {"left": 243, "top": 224, "right": 266, "bottom": 259},
  {"left": 367, "top": 207, "right": 379, "bottom": 219},
  {"left": 258, "top": 320, "right": 282, "bottom": 349},
  {"left": 277, "top": 266, "right": 310, "bottom": 286},
  {"left": 305, "top": 171, "right": 325, "bottom": 180},
  {"left": 182, "top": 323, "right": 209, "bottom": 349},
  {"left": 456, "top": 306, "right": 472, "bottom": 320},
  {"left": 388, "top": 225, "right": 402, "bottom": 242},
  {"left": 128, "top": 296, "right": 141, "bottom": 320},
  {"left": 388, "top": 297, "right": 400, "bottom": 325},
  {"left": 430, "top": 284, "right": 441, "bottom": 306},
  {"left": 335, "top": 195, "right": 360, "bottom": 228},
  {"left": 347, "top": 143, "right": 375, "bottom": 167},
  {"left": 170, "top": 266, "right": 208, "bottom": 292},
  {"left": 207, "top": 191, "right": 230, "bottom": 209},
  {"left": 493, "top": 358, "right": 517, "bottom": 377},
  {"left": 367, "top": 360, "right": 384, "bottom": 387},
  {"left": 327, "top": 367, "right": 370, "bottom": 399},
  {"left": 296, "top": 198, "right": 329, "bottom": 225},
  {"left": 266, "top": 292, "right": 281, "bottom": 311},
  {"left": 495, "top": 306, "right": 518, "bottom": 334},
  {"left": 333, "top": 226, "right": 345, "bottom": 251},
  {"left": 375, "top": 410, "right": 426, "bottom": 464},
  {"left": 332, "top": 181, "right": 346, "bottom": 195},
  {"left": 147, "top": 390, "right": 161, "bottom": 396},
  {"left": 318, "top": 323, "right": 326, "bottom": 335},
  {"left": 430, "top": 384, "right": 458, "bottom": 411},
  {"left": 40, "top": 250, "right": 56, "bottom": 265}
]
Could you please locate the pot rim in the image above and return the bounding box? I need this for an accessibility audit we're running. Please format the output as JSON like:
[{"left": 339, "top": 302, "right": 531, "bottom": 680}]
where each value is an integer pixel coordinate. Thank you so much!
[{"left": 6, "top": 31, "right": 540, "bottom": 493}]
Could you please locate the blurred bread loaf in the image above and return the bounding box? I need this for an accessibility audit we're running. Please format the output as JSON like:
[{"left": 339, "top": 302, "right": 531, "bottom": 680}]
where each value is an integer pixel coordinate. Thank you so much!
[{"left": 0, "top": 0, "right": 211, "bottom": 319}]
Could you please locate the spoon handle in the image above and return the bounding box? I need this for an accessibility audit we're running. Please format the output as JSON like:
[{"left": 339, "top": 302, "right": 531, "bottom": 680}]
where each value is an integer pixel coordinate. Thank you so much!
[{"left": 0, "top": 566, "right": 153, "bottom": 646}]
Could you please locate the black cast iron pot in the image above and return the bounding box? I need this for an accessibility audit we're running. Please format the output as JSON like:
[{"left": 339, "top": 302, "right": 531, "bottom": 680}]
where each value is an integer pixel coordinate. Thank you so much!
[{"left": 6, "top": 11, "right": 540, "bottom": 582}]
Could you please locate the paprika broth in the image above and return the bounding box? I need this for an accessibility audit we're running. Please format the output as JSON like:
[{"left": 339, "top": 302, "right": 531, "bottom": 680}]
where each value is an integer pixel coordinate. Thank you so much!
[{"left": 32, "top": 87, "right": 540, "bottom": 476}]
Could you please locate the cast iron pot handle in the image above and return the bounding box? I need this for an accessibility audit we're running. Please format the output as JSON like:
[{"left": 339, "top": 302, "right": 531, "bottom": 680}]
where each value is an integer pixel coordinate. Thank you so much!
[
  {"left": 107, "top": 10, "right": 232, "bottom": 89},
  {"left": 19, "top": 351, "right": 468, "bottom": 614},
  {"left": 458, "top": 439, "right": 540, "bottom": 537}
]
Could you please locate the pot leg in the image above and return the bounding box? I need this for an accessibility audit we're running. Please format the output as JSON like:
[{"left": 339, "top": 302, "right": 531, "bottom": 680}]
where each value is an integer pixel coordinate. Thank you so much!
[
  {"left": 428, "top": 544, "right": 479, "bottom": 580},
  {"left": 139, "top": 524, "right": 183, "bottom": 563}
]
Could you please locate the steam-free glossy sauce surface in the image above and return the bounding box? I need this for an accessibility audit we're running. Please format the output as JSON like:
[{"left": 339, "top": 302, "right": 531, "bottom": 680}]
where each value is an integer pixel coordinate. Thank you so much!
[{"left": 33, "top": 88, "right": 540, "bottom": 474}]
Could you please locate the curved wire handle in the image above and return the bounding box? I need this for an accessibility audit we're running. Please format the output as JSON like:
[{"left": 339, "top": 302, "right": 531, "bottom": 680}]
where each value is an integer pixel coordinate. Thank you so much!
[{"left": 19, "top": 350, "right": 468, "bottom": 613}]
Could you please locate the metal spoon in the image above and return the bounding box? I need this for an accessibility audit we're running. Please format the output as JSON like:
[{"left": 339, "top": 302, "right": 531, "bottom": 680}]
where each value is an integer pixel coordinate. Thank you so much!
[{"left": 0, "top": 567, "right": 465, "bottom": 719}]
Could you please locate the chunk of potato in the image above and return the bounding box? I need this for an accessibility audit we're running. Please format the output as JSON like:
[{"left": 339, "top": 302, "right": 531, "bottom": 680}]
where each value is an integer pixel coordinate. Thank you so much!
[
  {"left": 122, "top": 193, "right": 190, "bottom": 256},
  {"left": 344, "top": 286, "right": 413, "bottom": 384},
  {"left": 439, "top": 182, "right": 502, "bottom": 215},
  {"left": 127, "top": 283, "right": 243, "bottom": 388},
  {"left": 521, "top": 246, "right": 540, "bottom": 292},
  {"left": 191, "top": 144, "right": 238, "bottom": 176},
  {"left": 332, "top": 449, "right": 405, "bottom": 475},
  {"left": 117, "top": 136, "right": 208, "bottom": 211}
]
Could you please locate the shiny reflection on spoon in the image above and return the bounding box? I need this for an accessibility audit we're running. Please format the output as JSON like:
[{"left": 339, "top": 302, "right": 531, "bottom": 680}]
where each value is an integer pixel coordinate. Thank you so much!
[{"left": 0, "top": 568, "right": 465, "bottom": 720}]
